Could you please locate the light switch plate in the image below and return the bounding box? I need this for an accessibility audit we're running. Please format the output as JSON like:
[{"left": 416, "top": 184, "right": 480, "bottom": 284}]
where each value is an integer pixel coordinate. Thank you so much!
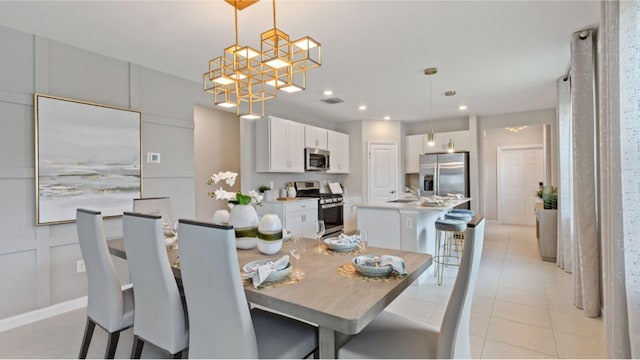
[{"left": 147, "top": 152, "right": 161, "bottom": 163}]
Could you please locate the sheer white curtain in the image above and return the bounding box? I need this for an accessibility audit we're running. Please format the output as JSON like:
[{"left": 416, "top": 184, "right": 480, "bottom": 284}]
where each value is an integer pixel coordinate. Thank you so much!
[
  {"left": 555, "top": 76, "right": 573, "bottom": 273},
  {"left": 570, "top": 29, "right": 601, "bottom": 318},
  {"left": 617, "top": 0, "right": 640, "bottom": 356},
  {"left": 599, "top": 0, "right": 638, "bottom": 357}
]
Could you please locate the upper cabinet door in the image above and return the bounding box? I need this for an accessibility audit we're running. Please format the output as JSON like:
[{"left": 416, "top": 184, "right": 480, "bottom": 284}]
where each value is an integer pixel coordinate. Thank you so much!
[
  {"left": 287, "top": 121, "right": 305, "bottom": 171},
  {"left": 405, "top": 134, "right": 425, "bottom": 173},
  {"left": 255, "top": 116, "right": 305, "bottom": 173},
  {"left": 304, "top": 125, "right": 328, "bottom": 150},
  {"left": 327, "top": 130, "right": 350, "bottom": 174}
]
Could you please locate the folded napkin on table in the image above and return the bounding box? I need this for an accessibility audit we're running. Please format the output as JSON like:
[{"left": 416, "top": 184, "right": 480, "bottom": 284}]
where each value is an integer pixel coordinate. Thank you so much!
[
  {"left": 242, "top": 255, "right": 289, "bottom": 288},
  {"left": 354, "top": 255, "right": 407, "bottom": 275}
]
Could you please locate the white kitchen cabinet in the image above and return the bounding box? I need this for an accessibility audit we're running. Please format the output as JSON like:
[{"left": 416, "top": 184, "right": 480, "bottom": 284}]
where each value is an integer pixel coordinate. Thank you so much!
[
  {"left": 256, "top": 116, "right": 305, "bottom": 173},
  {"left": 405, "top": 134, "right": 426, "bottom": 173},
  {"left": 327, "top": 130, "right": 350, "bottom": 174},
  {"left": 424, "top": 130, "right": 470, "bottom": 153},
  {"left": 304, "top": 125, "right": 328, "bottom": 150},
  {"left": 258, "top": 199, "right": 318, "bottom": 238},
  {"left": 343, "top": 195, "right": 362, "bottom": 232}
]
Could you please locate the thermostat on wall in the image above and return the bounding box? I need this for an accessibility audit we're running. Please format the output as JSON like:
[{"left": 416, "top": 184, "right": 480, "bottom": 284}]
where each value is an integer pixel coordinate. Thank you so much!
[{"left": 147, "top": 152, "right": 161, "bottom": 163}]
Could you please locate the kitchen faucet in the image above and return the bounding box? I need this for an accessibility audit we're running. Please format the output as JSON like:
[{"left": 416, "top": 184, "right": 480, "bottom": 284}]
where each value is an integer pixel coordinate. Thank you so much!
[{"left": 405, "top": 186, "right": 421, "bottom": 200}]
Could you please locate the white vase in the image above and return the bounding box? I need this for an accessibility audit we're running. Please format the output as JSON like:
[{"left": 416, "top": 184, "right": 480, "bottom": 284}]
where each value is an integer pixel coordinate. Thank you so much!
[
  {"left": 211, "top": 209, "right": 230, "bottom": 225},
  {"left": 257, "top": 214, "right": 283, "bottom": 255},
  {"left": 228, "top": 204, "right": 259, "bottom": 249}
]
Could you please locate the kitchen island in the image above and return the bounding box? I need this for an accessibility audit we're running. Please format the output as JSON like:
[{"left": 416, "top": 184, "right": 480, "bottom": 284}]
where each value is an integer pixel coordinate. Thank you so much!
[{"left": 357, "top": 198, "right": 471, "bottom": 261}]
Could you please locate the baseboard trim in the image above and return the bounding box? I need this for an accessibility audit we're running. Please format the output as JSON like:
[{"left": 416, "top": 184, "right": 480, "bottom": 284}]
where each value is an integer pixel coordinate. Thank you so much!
[{"left": 0, "top": 296, "right": 87, "bottom": 333}]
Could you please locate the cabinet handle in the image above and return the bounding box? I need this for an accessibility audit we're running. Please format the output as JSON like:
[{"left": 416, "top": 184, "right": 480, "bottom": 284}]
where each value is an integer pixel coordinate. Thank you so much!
[{"left": 302, "top": 215, "right": 306, "bottom": 222}]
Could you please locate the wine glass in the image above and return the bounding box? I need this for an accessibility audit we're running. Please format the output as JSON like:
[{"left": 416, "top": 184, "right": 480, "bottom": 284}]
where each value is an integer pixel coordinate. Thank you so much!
[
  {"left": 289, "top": 235, "right": 306, "bottom": 277},
  {"left": 314, "top": 220, "right": 326, "bottom": 252},
  {"left": 358, "top": 228, "right": 368, "bottom": 251}
]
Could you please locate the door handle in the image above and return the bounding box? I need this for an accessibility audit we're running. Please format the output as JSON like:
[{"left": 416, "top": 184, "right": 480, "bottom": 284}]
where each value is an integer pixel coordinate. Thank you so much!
[{"left": 390, "top": 190, "right": 396, "bottom": 194}]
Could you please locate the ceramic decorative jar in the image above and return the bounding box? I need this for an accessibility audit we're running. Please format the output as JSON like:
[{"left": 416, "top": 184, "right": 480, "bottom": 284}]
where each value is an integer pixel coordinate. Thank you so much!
[
  {"left": 228, "top": 204, "right": 259, "bottom": 249},
  {"left": 212, "top": 209, "right": 230, "bottom": 225},
  {"left": 257, "top": 213, "right": 283, "bottom": 255}
]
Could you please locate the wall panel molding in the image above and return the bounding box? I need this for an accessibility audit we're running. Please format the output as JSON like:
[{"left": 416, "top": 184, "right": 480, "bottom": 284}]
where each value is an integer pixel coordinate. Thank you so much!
[{"left": 0, "top": 90, "right": 32, "bottom": 106}]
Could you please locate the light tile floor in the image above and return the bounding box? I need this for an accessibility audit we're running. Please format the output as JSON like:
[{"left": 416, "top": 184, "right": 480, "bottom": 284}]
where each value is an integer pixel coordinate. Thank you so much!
[
  {"left": 0, "top": 223, "right": 606, "bottom": 358},
  {"left": 386, "top": 223, "right": 606, "bottom": 358}
]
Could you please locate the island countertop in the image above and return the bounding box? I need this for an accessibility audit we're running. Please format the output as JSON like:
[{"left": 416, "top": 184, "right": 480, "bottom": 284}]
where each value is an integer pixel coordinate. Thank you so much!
[{"left": 358, "top": 197, "right": 471, "bottom": 211}]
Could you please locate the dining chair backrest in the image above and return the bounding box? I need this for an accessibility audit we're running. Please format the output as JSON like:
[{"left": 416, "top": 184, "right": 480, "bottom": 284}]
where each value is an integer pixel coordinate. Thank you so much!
[
  {"left": 177, "top": 219, "right": 260, "bottom": 359},
  {"left": 437, "top": 215, "right": 485, "bottom": 359},
  {"left": 122, "top": 212, "right": 188, "bottom": 354},
  {"left": 76, "top": 208, "right": 126, "bottom": 332},
  {"left": 133, "top": 197, "right": 174, "bottom": 225}
]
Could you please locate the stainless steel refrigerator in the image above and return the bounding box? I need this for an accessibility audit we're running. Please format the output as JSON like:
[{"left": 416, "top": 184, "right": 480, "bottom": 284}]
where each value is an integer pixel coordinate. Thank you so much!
[{"left": 419, "top": 152, "right": 470, "bottom": 209}]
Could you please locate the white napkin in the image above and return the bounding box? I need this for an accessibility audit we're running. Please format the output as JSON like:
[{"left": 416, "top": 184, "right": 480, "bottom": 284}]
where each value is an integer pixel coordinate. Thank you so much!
[
  {"left": 354, "top": 255, "right": 407, "bottom": 275},
  {"left": 243, "top": 255, "right": 289, "bottom": 288},
  {"left": 379, "top": 255, "right": 407, "bottom": 275},
  {"left": 446, "top": 193, "right": 464, "bottom": 199}
]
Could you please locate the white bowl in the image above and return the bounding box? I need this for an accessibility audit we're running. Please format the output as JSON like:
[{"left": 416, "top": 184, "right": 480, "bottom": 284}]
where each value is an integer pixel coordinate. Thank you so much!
[
  {"left": 243, "top": 259, "right": 291, "bottom": 282},
  {"left": 257, "top": 239, "right": 283, "bottom": 255}
]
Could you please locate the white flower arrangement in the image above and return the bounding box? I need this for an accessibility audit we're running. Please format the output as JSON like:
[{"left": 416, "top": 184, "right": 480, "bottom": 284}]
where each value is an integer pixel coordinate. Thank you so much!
[{"left": 207, "top": 171, "right": 263, "bottom": 207}]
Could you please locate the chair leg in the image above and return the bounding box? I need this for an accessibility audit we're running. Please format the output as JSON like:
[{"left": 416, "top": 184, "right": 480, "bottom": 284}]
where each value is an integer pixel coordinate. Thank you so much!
[
  {"left": 172, "top": 350, "right": 183, "bottom": 359},
  {"left": 79, "top": 318, "right": 96, "bottom": 359},
  {"left": 131, "top": 335, "right": 144, "bottom": 359},
  {"left": 105, "top": 331, "right": 120, "bottom": 359}
]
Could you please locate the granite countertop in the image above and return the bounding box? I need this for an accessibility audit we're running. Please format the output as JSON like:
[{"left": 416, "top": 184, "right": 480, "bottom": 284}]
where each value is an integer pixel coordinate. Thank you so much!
[{"left": 358, "top": 197, "right": 471, "bottom": 211}]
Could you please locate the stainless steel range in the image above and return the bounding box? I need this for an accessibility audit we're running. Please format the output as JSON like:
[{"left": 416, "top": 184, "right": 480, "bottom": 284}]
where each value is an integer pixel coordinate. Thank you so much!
[{"left": 294, "top": 181, "right": 344, "bottom": 238}]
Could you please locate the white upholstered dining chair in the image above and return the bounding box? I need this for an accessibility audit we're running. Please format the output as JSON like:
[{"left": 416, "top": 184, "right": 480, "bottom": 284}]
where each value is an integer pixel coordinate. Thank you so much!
[
  {"left": 76, "top": 208, "right": 134, "bottom": 359},
  {"left": 122, "top": 212, "right": 188, "bottom": 359},
  {"left": 337, "top": 216, "right": 486, "bottom": 359},
  {"left": 177, "top": 219, "right": 318, "bottom": 359}
]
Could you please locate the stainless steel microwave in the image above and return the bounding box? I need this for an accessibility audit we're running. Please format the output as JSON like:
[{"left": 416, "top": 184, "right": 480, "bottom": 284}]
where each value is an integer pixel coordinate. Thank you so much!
[{"left": 305, "top": 148, "right": 330, "bottom": 171}]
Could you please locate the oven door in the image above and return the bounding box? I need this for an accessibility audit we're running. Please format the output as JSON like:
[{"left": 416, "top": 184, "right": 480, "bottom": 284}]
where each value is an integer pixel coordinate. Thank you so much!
[{"left": 321, "top": 202, "right": 343, "bottom": 237}]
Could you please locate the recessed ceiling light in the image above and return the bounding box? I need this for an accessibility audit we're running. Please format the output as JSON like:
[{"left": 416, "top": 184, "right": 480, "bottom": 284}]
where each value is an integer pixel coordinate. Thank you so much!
[
  {"left": 358, "top": 105, "right": 367, "bottom": 111},
  {"left": 458, "top": 105, "right": 467, "bottom": 111},
  {"left": 383, "top": 116, "right": 391, "bottom": 121},
  {"left": 323, "top": 90, "right": 333, "bottom": 96}
]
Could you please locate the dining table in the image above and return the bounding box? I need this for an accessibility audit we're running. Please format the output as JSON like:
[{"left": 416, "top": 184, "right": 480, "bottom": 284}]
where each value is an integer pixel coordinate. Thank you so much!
[{"left": 107, "top": 237, "right": 432, "bottom": 359}]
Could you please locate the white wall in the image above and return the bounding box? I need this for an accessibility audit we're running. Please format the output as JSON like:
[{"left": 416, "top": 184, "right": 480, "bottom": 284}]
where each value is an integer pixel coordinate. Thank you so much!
[
  {"left": 0, "top": 25, "right": 208, "bottom": 318},
  {"left": 482, "top": 125, "right": 544, "bottom": 221},
  {"left": 478, "top": 108, "right": 556, "bottom": 220},
  {"left": 194, "top": 104, "right": 240, "bottom": 221}
]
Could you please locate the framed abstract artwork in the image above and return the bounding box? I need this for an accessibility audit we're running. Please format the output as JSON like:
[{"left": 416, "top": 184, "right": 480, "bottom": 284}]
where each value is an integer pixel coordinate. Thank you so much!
[{"left": 34, "top": 94, "right": 142, "bottom": 225}]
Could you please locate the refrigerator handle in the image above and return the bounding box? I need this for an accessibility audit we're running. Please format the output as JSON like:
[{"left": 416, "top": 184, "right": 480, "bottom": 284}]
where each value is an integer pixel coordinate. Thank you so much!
[{"left": 435, "top": 166, "right": 439, "bottom": 195}]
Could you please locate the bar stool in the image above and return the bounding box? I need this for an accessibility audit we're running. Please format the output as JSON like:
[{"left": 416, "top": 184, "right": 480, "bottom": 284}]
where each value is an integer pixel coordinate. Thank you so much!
[{"left": 434, "top": 218, "right": 467, "bottom": 285}]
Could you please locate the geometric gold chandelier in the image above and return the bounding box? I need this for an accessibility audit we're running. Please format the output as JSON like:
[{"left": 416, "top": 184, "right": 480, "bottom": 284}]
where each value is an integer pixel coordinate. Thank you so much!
[{"left": 203, "top": 0, "right": 321, "bottom": 120}]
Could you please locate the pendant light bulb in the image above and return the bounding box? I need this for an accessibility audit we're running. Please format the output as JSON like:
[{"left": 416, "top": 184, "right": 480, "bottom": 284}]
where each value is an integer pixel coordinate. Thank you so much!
[
  {"left": 447, "top": 139, "right": 455, "bottom": 153},
  {"left": 427, "top": 130, "right": 435, "bottom": 146}
]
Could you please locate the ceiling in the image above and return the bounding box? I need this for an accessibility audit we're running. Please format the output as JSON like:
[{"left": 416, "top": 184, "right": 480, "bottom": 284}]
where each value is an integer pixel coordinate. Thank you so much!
[{"left": 0, "top": 1, "right": 599, "bottom": 123}]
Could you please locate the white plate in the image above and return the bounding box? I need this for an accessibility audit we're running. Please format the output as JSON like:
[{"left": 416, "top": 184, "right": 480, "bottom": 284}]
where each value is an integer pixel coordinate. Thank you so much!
[
  {"left": 243, "top": 259, "right": 291, "bottom": 282},
  {"left": 324, "top": 237, "right": 359, "bottom": 252}
]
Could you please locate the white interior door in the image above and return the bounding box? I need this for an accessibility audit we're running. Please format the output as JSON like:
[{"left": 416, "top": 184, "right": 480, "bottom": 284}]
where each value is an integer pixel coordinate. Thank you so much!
[
  {"left": 368, "top": 143, "right": 398, "bottom": 203},
  {"left": 498, "top": 146, "right": 543, "bottom": 225}
]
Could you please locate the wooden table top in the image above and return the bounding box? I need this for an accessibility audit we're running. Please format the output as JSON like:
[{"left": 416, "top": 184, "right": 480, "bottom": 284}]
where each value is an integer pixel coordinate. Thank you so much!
[{"left": 107, "top": 238, "right": 432, "bottom": 335}]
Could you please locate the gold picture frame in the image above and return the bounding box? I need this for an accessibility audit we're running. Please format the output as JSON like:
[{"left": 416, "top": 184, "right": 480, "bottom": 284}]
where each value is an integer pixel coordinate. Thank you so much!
[{"left": 34, "top": 94, "right": 142, "bottom": 225}]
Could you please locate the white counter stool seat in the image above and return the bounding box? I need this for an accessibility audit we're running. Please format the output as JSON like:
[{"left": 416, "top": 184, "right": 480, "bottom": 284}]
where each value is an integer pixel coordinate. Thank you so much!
[
  {"left": 449, "top": 209, "right": 475, "bottom": 217},
  {"left": 434, "top": 218, "right": 467, "bottom": 285}
]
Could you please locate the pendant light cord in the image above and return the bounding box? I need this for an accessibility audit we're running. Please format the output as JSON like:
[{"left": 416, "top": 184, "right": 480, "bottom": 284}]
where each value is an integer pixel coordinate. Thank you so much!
[{"left": 272, "top": 0, "right": 277, "bottom": 28}]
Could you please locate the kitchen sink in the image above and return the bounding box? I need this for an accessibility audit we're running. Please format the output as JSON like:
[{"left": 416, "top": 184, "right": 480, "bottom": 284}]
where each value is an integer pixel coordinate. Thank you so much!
[{"left": 387, "top": 199, "right": 416, "bottom": 203}]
